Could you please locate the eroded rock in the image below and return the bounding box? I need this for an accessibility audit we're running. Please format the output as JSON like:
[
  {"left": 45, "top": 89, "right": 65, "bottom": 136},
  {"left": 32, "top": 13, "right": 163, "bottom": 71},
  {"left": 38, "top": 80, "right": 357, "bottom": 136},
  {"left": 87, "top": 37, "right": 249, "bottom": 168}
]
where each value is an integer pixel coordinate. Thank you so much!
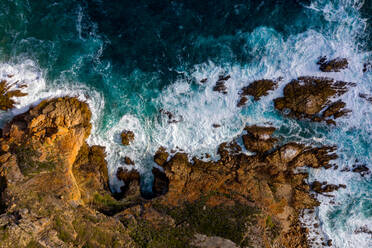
[
  {"left": 0, "top": 97, "right": 134, "bottom": 247},
  {"left": 121, "top": 130, "right": 135, "bottom": 146},
  {"left": 213, "top": 74, "right": 230, "bottom": 94},
  {"left": 141, "top": 125, "right": 340, "bottom": 248},
  {"left": 317, "top": 56, "right": 348, "bottom": 72},
  {"left": 238, "top": 79, "right": 277, "bottom": 107},
  {"left": 0, "top": 79, "right": 28, "bottom": 111},
  {"left": 274, "top": 76, "right": 354, "bottom": 123}
]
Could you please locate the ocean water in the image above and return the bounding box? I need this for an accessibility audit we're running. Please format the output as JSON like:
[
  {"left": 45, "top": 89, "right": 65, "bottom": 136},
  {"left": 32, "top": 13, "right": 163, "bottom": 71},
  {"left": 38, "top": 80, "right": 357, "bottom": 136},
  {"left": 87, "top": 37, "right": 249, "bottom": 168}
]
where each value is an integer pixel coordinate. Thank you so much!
[{"left": 0, "top": 0, "right": 371, "bottom": 247}]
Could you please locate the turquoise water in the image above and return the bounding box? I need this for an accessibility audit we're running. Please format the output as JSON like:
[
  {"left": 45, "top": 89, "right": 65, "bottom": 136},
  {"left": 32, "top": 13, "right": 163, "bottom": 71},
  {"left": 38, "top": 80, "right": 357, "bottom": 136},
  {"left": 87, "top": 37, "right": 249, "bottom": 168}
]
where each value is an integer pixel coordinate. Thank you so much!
[{"left": 0, "top": 0, "right": 371, "bottom": 247}]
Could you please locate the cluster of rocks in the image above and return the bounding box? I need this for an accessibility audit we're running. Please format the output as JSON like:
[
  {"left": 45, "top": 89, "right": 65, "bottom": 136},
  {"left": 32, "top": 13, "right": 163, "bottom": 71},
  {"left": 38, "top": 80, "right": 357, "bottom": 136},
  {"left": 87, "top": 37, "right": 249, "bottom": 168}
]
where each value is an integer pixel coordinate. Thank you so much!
[
  {"left": 237, "top": 79, "right": 278, "bottom": 107},
  {"left": 0, "top": 55, "right": 365, "bottom": 247},
  {"left": 0, "top": 79, "right": 28, "bottom": 111}
]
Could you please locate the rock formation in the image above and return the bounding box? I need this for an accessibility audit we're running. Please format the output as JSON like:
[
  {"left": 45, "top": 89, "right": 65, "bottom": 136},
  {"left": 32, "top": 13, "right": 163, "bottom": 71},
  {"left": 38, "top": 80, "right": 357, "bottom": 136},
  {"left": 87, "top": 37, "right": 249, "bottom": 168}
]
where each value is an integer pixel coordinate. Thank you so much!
[
  {"left": 114, "top": 125, "right": 338, "bottom": 248},
  {"left": 274, "top": 76, "right": 354, "bottom": 124},
  {"left": 238, "top": 79, "right": 277, "bottom": 107},
  {"left": 213, "top": 74, "right": 230, "bottom": 94},
  {"left": 0, "top": 79, "right": 28, "bottom": 111},
  {"left": 121, "top": 130, "right": 135, "bottom": 146},
  {"left": 0, "top": 95, "right": 344, "bottom": 247},
  {"left": 317, "top": 56, "right": 348, "bottom": 72},
  {"left": 0, "top": 97, "right": 134, "bottom": 247}
]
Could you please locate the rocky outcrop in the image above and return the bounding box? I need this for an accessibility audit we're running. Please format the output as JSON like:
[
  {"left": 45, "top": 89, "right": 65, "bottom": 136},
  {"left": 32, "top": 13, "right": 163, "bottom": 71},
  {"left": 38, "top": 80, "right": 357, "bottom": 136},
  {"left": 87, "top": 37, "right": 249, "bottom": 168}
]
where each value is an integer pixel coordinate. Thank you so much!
[
  {"left": 317, "top": 56, "right": 348, "bottom": 72},
  {"left": 238, "top": 79, "right": 277, "bottom": 107},
  {"left": 213, "top": 75, "right": 230, "bottom": 94},
  {"left": 0, "top": 97, "right": 134, "bottom": 247},
  {"left": 274, "top": 76, "right": 354, "bottom": 124},
  {"left": 121, "top": 130, "right": 134, "bottom": 146},
  {"left": 242, "top": 125, "right": 278, "bottom": 153},
  {"left": 113, "top": 125, "right": 340, "bottom": 248},
  {"left": 0, "top": 95, "right": 347, "bottom": 247}
]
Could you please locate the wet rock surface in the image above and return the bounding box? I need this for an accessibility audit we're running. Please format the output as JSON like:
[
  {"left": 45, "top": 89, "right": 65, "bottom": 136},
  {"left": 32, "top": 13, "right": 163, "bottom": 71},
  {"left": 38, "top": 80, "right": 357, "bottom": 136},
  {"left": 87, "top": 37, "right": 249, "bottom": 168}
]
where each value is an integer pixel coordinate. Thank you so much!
[
  {"left": 0, "top": 79, "right": 28, "bottom": 111},
  {"left": 359, "top": 93, "right": 372, "bottom": 104},
  {"left": 352, "top": 164, "right": 370, "bottom": 177},
  {"left": 238, "top": 79, "right": 277, "bottom": 107},
  {"left": 213, "top": 74, "right": 230, "bottom": 94},
  {"left": 122, "top": 125, "right": 340, "bottom": 248},
  {"left": 0, "top": 95, "right": 349, "bottom": 247},
  {"left": 120, "top": 130, "right": 135, "bottom": 146},
  {"left": 317, "top": 56, "right": 348, "bottom": 72},
  {"left": 274, "top": 76, "right": 354, "bottom": 124}
]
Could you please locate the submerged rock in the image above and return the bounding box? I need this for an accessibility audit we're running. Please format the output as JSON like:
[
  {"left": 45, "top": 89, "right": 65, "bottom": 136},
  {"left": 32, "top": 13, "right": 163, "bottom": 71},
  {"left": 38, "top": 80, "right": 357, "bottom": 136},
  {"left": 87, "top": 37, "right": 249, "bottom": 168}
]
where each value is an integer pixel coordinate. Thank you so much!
[
  {"left": 238, "top": 79, "right": 277, "bottom": 107},
  {"left": 274, "top": 76, "right": 354, "bottom": 124},
  {"left": 120, "top": 130, "right": 135, "bottom": 146},
  {"left": 123, "top": 156, "right": 135, "bottom": 165},
  {"left": 359, "top": 93, "right": 372, "bottom": 104},
  {"left": 317, "top": 56, "right": 348, "bottom": 72}
]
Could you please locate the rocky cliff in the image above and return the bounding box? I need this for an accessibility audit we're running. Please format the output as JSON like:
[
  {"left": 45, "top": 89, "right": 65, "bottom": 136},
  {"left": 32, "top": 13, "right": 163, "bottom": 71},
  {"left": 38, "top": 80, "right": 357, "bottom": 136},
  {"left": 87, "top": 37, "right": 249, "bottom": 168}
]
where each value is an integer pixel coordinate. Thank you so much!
[
  {"left": 0, "top": 97, "right": 134, "bottom": 248},
  {"left": 0, "top": 75, "right": 348, "bottom": 247}
]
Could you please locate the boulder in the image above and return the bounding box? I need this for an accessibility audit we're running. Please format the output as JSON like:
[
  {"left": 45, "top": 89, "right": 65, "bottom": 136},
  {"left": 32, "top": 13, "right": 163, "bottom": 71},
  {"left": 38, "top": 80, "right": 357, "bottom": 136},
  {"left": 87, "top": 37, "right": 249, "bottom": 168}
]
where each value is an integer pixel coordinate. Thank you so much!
[
  {"left": 121, "top": 130, "right": 134, "bottom": 146},
  {"left": 274, "top": 76, "right": 354, "bottom": 124},
  {"left": 317, "top": 56, "right": 348, "bottom": 72},
  {"left": 238, "top": 79, "right": 277, "bottom": 107}
]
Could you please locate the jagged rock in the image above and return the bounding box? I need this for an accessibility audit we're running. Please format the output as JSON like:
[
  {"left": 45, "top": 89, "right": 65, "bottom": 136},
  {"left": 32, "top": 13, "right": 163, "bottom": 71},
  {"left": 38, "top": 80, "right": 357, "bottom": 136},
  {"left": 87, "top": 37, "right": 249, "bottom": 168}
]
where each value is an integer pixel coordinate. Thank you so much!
[
  {"left": 317, "top": 56, "right": 348, "bottom": 72},
  {"left": 159, "top": 109, "right": 183, "bottom": 123},
  {"left": 143, "top": 125, "right": 339, "bottom": 248},
  {"left": 352, "top": 164, "right": 370, "bottom": 176},
  {"left": 116, "top": 167, "right": 140, "bottom": 198},
  {"left": 0, "top": 79, "right": 28, "bottom": 111},
  {"left": 238, "top": 79, "right": 277, "bottom": 106},
  {"left": 200, "top": 78, "right": 208, "bottom": 83},
  {"left": 213, "top": 75, "right": 230, "bottom": 94},
  {"left": 123, "top": 156, "right": 134, "bottom": 165},
  {"left": 121, "top": 130, "right": 134, "bottom": 146},
  {"left": 359, "top": 93, "right": 372, "bottom": 104},
  {"left": 274, "top": 76, "right": 354, "bottom": 124},
  {"left": 154, "top": 146, "right": 169, "bottom": 166},
  {"left": 311, "top": 181, "right": 346, "bottom": 194},
  {"left": 0, "top": 97, "right": 134, "bottom": 247},
  {"left": 242, "top": 125, "right": 277, "bottom": 153}
]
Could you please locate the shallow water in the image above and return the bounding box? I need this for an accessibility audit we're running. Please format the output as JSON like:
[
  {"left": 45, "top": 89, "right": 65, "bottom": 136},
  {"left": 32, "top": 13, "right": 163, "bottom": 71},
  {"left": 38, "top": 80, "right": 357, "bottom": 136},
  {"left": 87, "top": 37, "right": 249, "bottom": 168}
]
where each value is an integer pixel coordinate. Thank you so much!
[{"left": 0, "top": 0, "right": 371, "bottom": 247}]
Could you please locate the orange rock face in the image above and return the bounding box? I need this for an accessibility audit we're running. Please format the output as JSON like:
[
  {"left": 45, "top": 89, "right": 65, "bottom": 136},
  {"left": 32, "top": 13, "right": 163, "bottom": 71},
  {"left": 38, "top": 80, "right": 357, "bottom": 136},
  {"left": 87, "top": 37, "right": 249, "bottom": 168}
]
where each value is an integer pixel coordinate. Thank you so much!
[
  {"left": 146, "top": 125, "right": 338, "bottom": 247},
  {"left": 0, "top": 97, "right": 134, "bottom": 248}
]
